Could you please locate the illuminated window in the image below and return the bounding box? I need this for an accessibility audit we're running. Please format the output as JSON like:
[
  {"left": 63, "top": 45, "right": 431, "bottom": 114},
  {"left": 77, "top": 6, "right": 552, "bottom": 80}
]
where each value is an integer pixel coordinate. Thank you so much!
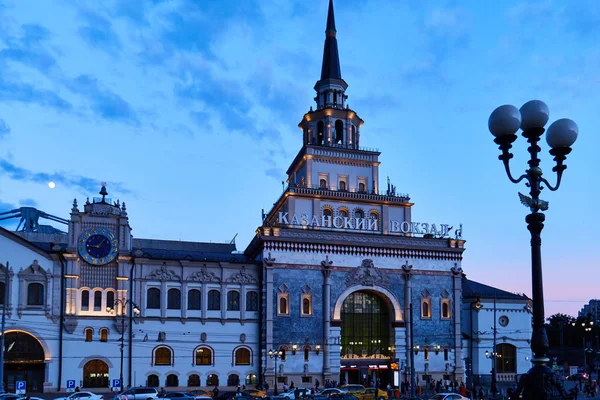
[
  {"left": 85, "top": 328, "right": 93, "bottom": 342},
  {"left": 246, "top": 291, "right": 258, "bottom": 311},
  {"left": 424, "top": 348, "right": 429, "bottom": 360},
  {"left": 147, "top": 288, "right": 160, "bottom": 309},
  {"left": 441, "top": 299, "right": 451, "bottom": 319},
  {"left": 245, "top": 374, "right": 258, "bottom": 385},
  {"left": 227, "top": 291, "right": 240, "bottom": 311},
  {"left": 167, "top": 288, "right": 181, "bottom": 309},
  {"left": 100, "top": 328, "right": 108, "bottom": 342},
  {"left": 188, "top": 289, "right": 201, "bottom": 310},
  {"left": 208, "top": 290, "right": 220, "bottom": 310},
  {"left": 278, "top": 294, "right": 289, "bottom": 316},
  {"left": 155, "top": 346, "right": 172, "bottom": 366},
  {"left": 235, "top": 347, "right": 251, "bottom": 365},
  {"left": 81, "top": 290, "right": 90, "bottom": 311},
  {"left": 317, "top": 121, "right": 324, "bottom": 145},
  {"left": 206, "top": 374, "right": 219, "bottom": 386},
  {"left": 280, "top": 348, "right": 287, "bottom": 361},
  {"left": 301, "top": 294, "right": 312, "bottom": 316},
  {"left": 421, "top": 298, "right": 431, "bottom": 319},
  {"left": 196, "top": 347, "right": 213, "bottom": 365},
  {"left": 27, "top": 283, "right": 44, "bottom": 305}
]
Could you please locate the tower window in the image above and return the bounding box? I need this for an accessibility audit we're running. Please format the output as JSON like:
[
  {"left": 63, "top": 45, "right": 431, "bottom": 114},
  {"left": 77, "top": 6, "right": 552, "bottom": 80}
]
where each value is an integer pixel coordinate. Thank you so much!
[
  {"left": 358, "top": 182, "right": 366, "bottom": 193},
  {"left": 317, "top": 121, "right": 324, "bottom": 145},
  {"left": 335, "top": 120, "right": 344, "bottom": 144},
  {"left": 106, "top": 291, "right": 115, "bottom": 310},
  {"left": 93, "top": 290, "right": 102, "bottom": 311},
  {"left": 319, "top": 178, "right": 327, "bottom": 189},
  {"left": 339, "top": 181, "right": 347, "bottom": 191},
  {"left": 81, "top": 290, "right": 90, "bottom": 311},
  {"left": 424, "top": 348, "right": 429, "bottom": 360},
  {"left": 304, "top": 348, "right": 310, "bottom": 362},
  {"left": 444, "top": 348, "right": 449, "bottom": 361}
]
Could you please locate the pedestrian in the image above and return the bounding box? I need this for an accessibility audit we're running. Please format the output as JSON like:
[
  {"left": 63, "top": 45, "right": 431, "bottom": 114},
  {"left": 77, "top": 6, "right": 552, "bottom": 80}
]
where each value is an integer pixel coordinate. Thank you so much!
[{"left": 213, "top": 386, "right": 219, "bottom": 398}]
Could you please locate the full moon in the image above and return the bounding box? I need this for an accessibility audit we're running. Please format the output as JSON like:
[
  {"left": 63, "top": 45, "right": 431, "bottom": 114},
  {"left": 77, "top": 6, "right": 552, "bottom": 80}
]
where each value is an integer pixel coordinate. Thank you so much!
[{"left": 48, "top": 182, "right": 56, "bottom": 189}]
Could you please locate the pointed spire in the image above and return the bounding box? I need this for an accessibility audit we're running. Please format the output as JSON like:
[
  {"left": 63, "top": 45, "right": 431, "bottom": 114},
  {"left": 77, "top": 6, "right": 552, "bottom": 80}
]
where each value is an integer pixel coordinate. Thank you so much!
[{"left": 320, "top": 0, "right": 342, "bottom": 81}]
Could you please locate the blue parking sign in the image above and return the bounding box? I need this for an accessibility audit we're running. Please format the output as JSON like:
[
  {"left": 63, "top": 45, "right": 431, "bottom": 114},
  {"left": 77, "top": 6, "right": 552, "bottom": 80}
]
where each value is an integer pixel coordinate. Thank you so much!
[
  {"left": 67, "top": 380, "right": 76, "bottom": 392},
  {"left": 112, "top": 379, "right": 121, "bottom": 389},
  {"left": 16, "top": 381, "right": 26, "bottom": 394}
]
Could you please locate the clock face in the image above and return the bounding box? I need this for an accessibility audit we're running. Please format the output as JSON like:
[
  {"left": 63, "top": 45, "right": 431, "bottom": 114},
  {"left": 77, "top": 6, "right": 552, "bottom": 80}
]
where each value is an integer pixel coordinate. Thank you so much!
[{"left": 78, "top": 227, "right": 118, "bottom": 265}]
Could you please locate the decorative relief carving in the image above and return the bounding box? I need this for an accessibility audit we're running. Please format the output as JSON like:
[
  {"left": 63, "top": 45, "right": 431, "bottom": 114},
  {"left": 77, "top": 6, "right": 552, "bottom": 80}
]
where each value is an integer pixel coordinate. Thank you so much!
[
  {"left": 188, "top": 265, "right": 220, "bottom": 283},
  {"left": 345, "top": 259, "right": 389, "bottom": 287},
  {"left": 145, "top": 263, "right": 181, "bottom": 281},
  {"left": 451, "top": 263, "right": 463, "bottom": 276},
  {"left": 301, "top": 285, "right": 311, "bottom": 294},
  {"left": 228, "top": 266, "right": 257, "bottom": 284},
  {"left": 421, "top": 289, "right": 431, "bottom": 298},
  {"left": 441, "top": 289, "right": 450, "bottom": 299},
  {"left": 201, "top": 332, "right": 207, "bottom": 343},
  {"left": 401, "top": 260, "right": 413, "bottom": 281},
  {"left": 240, "top": 333, "right": 246, "bottom": 343},
  {"left": 321, "top": 255, "right": 333, "bottom": 268},
  {"left": 278, "top": 283, "right": 289, "bottom": 294},
  {"left": 264, "top": 252, "right": 276, "bottom": 266}
]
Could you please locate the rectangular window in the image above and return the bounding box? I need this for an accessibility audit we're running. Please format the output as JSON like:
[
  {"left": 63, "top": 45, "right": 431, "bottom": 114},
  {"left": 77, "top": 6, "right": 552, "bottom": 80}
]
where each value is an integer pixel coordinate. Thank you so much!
[
  {"left": 444, "top": 348, "right": 449, "bottom": 361},
  {"left": 278, "top": 294, "right": 289, "bottom": 316},
  {"left": 301, "top": 294, "right": 312, "bottom": 316},
  {"left": 94, "top": 291, "right": 102, "bottom": 311},
  {"left": 424, "top": 348, "right": 429, "bottom": 360}
]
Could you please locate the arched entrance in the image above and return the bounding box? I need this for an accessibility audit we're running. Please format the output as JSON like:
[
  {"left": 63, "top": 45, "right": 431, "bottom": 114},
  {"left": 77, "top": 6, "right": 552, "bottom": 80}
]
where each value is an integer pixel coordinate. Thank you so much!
[
  {"left": 340, "top": 291, "right": 394, "bottom": 386},
  {"left": 83, "top": 360, "right": 109, "bottom": 388},
  {"left": 3, "top": 331, "right": 45, "bottom": 392}
]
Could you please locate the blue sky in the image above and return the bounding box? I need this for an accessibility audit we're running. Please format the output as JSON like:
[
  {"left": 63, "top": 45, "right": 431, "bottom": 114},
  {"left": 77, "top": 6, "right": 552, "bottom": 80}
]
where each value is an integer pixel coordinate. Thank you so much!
[{"left": 0, "top": 0, "right": 598, "bottom": 316}]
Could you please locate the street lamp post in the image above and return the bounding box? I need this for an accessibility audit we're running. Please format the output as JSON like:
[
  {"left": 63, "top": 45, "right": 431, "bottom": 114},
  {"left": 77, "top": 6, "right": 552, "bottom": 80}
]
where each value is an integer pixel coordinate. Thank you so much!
[
  {"left": 0, "top": 262, "right": 9, "bottom": 394},
  {"left": 485, "top": 350, "right": 501, "bottom": 395},
  {"left": 268, "top": 349, "right": 283, "bottom": 395},
  {"left": 488, "top": 100, "right": 578, "bottom": 399},
  {"left": 107, "top": 299, "right": 140, "bottom": 389}
]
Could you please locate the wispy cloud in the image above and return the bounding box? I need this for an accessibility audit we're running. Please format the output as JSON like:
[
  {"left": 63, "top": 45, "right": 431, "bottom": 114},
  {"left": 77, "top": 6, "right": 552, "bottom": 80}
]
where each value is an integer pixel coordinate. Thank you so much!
[
  {"left": 0, "top": 119, "right": 9, "bottom": 139},
  {"left": 78, "top": 10, "right": 122, "bottom": 55},
  {"left": 68, "top": 75, "right": 139, "bottom": 125},
  {"left": 0, "top": 159, "right": 132, "bottom": 195},
  {"left": 0, "top": 76, "right": 72, "bottom": 111}
]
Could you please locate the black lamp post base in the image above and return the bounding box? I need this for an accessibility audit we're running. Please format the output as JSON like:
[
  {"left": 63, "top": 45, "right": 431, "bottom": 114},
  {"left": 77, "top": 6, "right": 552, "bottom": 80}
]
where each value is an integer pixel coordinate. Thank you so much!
[{"left": 512, "top": 364, "right": 571, "bottom": 400}]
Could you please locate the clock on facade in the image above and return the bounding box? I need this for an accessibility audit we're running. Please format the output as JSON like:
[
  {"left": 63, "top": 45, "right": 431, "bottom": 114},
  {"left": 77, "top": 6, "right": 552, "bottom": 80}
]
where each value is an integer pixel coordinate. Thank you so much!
[
  {"left": 499, "top": 315, "right": 510, "bottom": 327},
  {"left": 77, "top": 227, "right": 118, "bottom": 265}
]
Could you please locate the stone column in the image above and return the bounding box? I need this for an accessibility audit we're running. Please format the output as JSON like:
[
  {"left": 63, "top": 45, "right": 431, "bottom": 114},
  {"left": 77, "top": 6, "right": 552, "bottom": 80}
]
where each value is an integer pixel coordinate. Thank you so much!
[
  {"left": 452, "top": 265, "right": 465, "bottom": 381},
  {"left": 402, "top": 261, "right": 413, "bottom": 384},
  {"left": 264, "top": 254, "right": 276, "bottom": 386},
  {"left": 322, "top": 256, "right": 333, "bottom": 377}
]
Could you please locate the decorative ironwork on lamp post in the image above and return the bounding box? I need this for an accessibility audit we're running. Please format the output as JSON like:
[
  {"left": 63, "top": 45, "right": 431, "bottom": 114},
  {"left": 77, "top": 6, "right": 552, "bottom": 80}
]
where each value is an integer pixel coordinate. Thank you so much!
[
  {"left": 268, "top": 349, "right": 283, "bottom": 395},
  {"left": 485, "top": 350, "right": 501, "bottom": 394},
  {"left": 488, "top": 100, "right": 578, "bottom": 399},
  {"left": 107, "top": 299, "right": 140, "bottom": 389}
]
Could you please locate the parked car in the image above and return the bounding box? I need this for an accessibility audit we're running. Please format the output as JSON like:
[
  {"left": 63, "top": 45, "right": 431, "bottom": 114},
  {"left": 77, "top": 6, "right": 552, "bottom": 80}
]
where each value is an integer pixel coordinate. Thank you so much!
[
  {"left": 428, "top": 394, "right": 469, "bottom": 400},
  {"left": 113, "top": 387, "right": 159, "bottom": 400},
  {"left": 337, "top": 386, "right": 365, "bottom": 394},
  {"left": 163, "top": 393, "right": 196, "bottom": 400},
  {"left": 187, "top": 391, "right": 213, "bottom": 399},
  {"left": 317, "top": 389, "right": 343, "bottom": 397},
  {"left": 280, "top": 389, "right": 313, "bottom": 400},
  {"left": 567, "top": 373, "right": 589, "bottom": 381},
  {"left": 56, "top": 391, "right": 104, "bottom": 400},
  {"left": 354, "top": 388, "right": 387, "bottom": 400},
  {"left": 215, "top": 393, "right": 254, "bottom": 400},
  {"left": 242, "top": 390, "right": 267, "bottom": 398},
  {"left": 328, "top": 394, "right": 360, "bottom": 400}
]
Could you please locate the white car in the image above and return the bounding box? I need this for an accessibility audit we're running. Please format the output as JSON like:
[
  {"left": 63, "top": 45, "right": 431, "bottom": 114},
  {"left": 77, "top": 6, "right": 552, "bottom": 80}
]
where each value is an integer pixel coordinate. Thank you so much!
[
  {"left": 428, "top": 394, "right": 469, "bottom": 400},
  {"left": 56, "top": 392, "right": 103, "bottom": 400},
  {"left": 318, "top": 389, "right": 343, "bottom": 397},
  {"left": 280, "top": 389, "right": 313, "bottom": 400}
]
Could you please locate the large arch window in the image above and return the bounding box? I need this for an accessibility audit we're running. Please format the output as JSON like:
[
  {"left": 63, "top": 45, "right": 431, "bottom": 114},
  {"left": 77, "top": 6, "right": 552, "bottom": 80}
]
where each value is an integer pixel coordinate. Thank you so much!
[
  {"left": 227, "top": 291, "right": 240, "bottom": 311},
  {"left": 206, "top": 374, "right": 219, "bottom": 387},
  {"left": 27, "top": 283, "right": 44, "bottom": 305},
  {"left": 246, "top": 291, "right": 258, "bottom": 311},
  {"left": 188, "top": 289, "right": 201, "bottom": 310},
  {"left": 147, "top": 374, "right": 159, "bottom": 387},
  {"left": 341, "top": 291, "right": 391, "bottom": 359},
  {"left": 81, "top": 290, "right": 90, "bottom": 311},
  {"left": 147, "top": 288, "right": 160, "bottom": 309},
  {"left": 208, "top": 290, "right": 220, "bottom": 310},
  {"left": 167, "top": 288, "right": 181, "bottom": 310},
  {"left": 235, "top": 347, "right": 251, "bottom": 365},
  {"left": 188, "top": 374, "right": 200, "bottom": 387},
  {"left": 93, "top": 290, "right": 102, "bottom": 311},
  {"left": 195, "top": 346, "right": 213, "bottom": 365},
  {"left": 155, "top": 346, "right": 173, "bottom": 366},
  {"left": 83, "top": 359, "right": 109, "bottom": 388},
  {"left": 228, "top": 374, "right": 240, "bottom": 386},
  {"left": 334, "top": 119, "right": 344, "bottom": 144},
  {"left": 354, "top": 209, "right": 365, "bottom": 219},
  {"left": 245, "top": 374, "right": 257, "bottom": 385},
  {"left": 166, "top": 374, "right": 178, "bottom": 387},
  {"left": 496, "top": 343, "right": 517, "bottom": 373}
]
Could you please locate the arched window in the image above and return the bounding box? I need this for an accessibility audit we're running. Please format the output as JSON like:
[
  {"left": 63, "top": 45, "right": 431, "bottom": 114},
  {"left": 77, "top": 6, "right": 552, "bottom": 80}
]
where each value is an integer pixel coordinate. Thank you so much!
[
  {"left": 302, "top": 297, "right": 311, "bottom": 315},
  {"left": 208, "top": 290, "right": 220, "bottom": 310},
  {"left": 81, "top": 290, "right": 90, "bottom": 311},
  {"left": 100, "top": 328, "right": 108, "bottom": 342},
  {"left": 27, "top": 283, "right": 44, "bottom": 305},
  {"left": 358, "top": 182, "right": 366, "bottom": 193},
  {"left": 442, "top": 300, "right": 451, "bottom": 319},
  {"left": 235, "top": 347, "right": 251, "bottom": 365},
  {"left": 339, "top": 181, "right": 347, "bottom": 191},
  {"left": 246, "top": 291, "right": 258, "bottom": 311},
  {"left": 245, "top": 374, "right": 258, "bottom": 385},
  {"left": 424, "top": 348, "right": 429, "bottom": 360},
  {"left": 279, "top": 296, "right": 288, "bottom": 315},
  {"left": 319, "top": 178, "right": 327, "bottom": 189},
  {"left": 188, "top": 374, "right": 200, "bottom": 387},
  {"left": 227, "top": 291, "right": 240, "bottom": 311},
  {"left": 369, "top": 211, "right": 379, "bottom": 220},
  {"left": 335, "top": 120, "right": 344, "bottom": 144},
  {"left": 166, "top": 374, "right": 178, "bottom": 387},
  {"left": 85, "top": 328, "right": 93, "bottom": 342},
  {"left": 155, "top": 346, "right": 173, "bottom": 366},
  {"left": 147, "top": 374, "right": 159, "bottom": 388},
  {"left": 323, "top": 208, "right": 332, "bottom": 217},
  {"left": 421, "top": 299, "right": 431, "bottom": 318},
  {"left": 196, "top": 347, "right": 212, "bottom": 365},
  {"left": 93, "top": 290, "right": 102, "bottom": 311},
  {"left": 352, "top": 125, "right": 356, "bottom": 143},
  {"left": 106, "top": 291, "right": 115, "bottom": 310},
  {"left": 339, "top": 209, "right": 349, "bottom": 218},
  {"left": 304, "top": 348, "right": 310, "bottom": 362},
  {"left": 147, "top": 288, "right": 160, "bottom": 309},
  {"left": 355, "top": 210, "right": 364, "bottom": 220},
  {"left": 167, "top": 288, "right": 181, "bottom": 309},
  {"left": 280, "top": 348, "right": 287, "bottom": 361},
  {"left": 317, "top": 121, "right": 324, "bottom": 145},
  {"left": 206, "top": 374, "right": 219, "bottom": 387},
  {"left": 496, "top": 343, "right": 517, "bottom": 373},
  {"left": 188, "top": 289, "right": 201, "bottom": 310},
  {"left": 228, "top": 374, "right": 240, "bottom": 386}
]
